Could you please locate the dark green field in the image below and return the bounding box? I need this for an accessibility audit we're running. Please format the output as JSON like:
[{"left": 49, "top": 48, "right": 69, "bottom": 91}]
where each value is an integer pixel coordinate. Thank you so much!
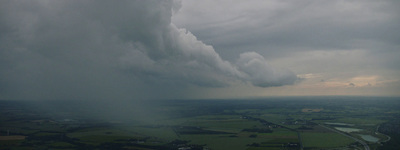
[{"left": 1, "top": 96, "right": 399, "bottom": 150}]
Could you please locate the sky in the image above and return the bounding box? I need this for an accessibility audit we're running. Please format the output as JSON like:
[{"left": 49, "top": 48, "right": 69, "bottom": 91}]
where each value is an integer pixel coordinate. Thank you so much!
[{"left": 0, "top": 0, "right": 399, "bottom": 101}]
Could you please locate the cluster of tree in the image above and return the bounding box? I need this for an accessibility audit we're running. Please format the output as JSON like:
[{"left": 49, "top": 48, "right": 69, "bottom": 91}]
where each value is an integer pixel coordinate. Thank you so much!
[
  {"left": 242, "top": 128, "right": 273, "bottom": 133},
  {"left": 378, "top": 120, "right": 400, "bottom": 150},
  {"left": 174, "top": 126, "right": 229, "bottom": 135}
]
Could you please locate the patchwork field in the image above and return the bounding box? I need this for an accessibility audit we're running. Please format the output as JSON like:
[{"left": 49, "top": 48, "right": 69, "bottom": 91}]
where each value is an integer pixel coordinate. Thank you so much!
[{"left": 0, "top": 97, "right": 399, "bottom": 149}]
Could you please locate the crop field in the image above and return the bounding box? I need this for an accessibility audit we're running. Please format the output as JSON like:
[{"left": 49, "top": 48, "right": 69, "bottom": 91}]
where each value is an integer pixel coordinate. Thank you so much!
[{"left": 0, "top": 96, "right": 399, "bottom": 149}]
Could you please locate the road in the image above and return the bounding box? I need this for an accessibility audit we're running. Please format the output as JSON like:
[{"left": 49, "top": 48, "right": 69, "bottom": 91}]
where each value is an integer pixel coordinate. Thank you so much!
[
  {"left": 319, "top": 124, "right": 370, "bottom": 150},
  {"left": 297, "top": 131, "right": 303, "bottom": 150}
]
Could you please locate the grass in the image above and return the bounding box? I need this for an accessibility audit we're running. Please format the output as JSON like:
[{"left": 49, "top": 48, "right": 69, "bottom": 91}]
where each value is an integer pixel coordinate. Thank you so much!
[
  {"left": 0, "top": 135, "right": 26, "bottom": 140},
  {"left": 67, "top": 127, "right": 141, "bottom": 146},
  {"left": 257, "top": 128, "right": 298, "bottom": 138},
  {"left": 74, "top": 135, "right": 132, "bottom": 146},
  {"left": 0, "top": 139, "right": 24, "bottom": 147},
  {"left": 34, "top": 132, "right": 60, "bottom": 136},
  {"left": 48, "top": 141, "right": 76, "bottom": 148},
  {"left": 335, "top": 117, "right": 385, "bottom": 125},
  {"left": 182, "top": 115, "right": 261, "bottom": 133},
  {"left": 178, "top": 126, "right": 298, "bottom": 150},
  {"left": 181, "top": 132, "right": 298, "bottom": 150},
  {"left": 127, "top": 126, "right": 177, "bottom": 140},
  {"left": 2, "top": 98, "right": 398, "bottom": 149},
  {"left": 181, "top": 134, "right": 264, "bottom": 150},
  {"left": 67, "top": 128, "right": 130, "bottom": 138},
  {"left": 259, "top": 114, "right": 288, "bottom": 124},
  {"left": 246, "top": 147, "right": 282, "bottom": 150},
  {"left": 301, "top": 132, "right": 354, "bottom": 148}
]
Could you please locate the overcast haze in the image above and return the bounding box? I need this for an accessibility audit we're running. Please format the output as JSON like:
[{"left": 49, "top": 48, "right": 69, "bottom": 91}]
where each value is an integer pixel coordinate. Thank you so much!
[{"left": 0, "top": 0, "right": 399, "bottom": 100}]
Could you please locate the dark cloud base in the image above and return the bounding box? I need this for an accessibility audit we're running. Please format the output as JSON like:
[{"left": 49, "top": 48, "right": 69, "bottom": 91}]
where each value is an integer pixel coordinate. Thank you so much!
[{"left": 0, "top": 1, "right": 297, "bottom": 100}]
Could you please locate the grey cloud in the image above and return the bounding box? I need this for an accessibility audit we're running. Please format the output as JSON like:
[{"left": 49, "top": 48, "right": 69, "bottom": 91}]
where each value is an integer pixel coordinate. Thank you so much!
[
  {"left": 173, "top": 0, "right": 400, "bottom": 61},
  {"left": 172, "top": 1, "right": 400, "bottom": 97},
  {"left": 0, "top": 0, "right": 296, "bottom": 100},
  {"left": 237, "top": 52, "right": 297, "bottom": 87}
]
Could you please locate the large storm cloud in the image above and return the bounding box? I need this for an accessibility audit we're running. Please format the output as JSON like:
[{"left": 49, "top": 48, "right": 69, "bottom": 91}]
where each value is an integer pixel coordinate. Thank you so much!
[
  {"left": 171, "top": 0, "right": 400, "bottom": 97},
  {"left": 0, "top": 0, "right": 297, "bottom": 100}
]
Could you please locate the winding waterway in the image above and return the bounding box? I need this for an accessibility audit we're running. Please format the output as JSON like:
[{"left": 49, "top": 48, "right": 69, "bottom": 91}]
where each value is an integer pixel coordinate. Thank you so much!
[
  {"left": 358, "top": 134, "right": 379, "bottom": 143},
  {"left": 334, "top": 127, "right": 362, "bottom": 133}
]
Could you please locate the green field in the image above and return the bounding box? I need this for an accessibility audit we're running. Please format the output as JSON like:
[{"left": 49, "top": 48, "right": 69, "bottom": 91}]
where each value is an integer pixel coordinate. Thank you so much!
[
  {"left": 0, "top": 97, "right": 399, "bottom": 149},
  {"left": 301, "top": 132, "right": 354, "bottom": 148}
]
